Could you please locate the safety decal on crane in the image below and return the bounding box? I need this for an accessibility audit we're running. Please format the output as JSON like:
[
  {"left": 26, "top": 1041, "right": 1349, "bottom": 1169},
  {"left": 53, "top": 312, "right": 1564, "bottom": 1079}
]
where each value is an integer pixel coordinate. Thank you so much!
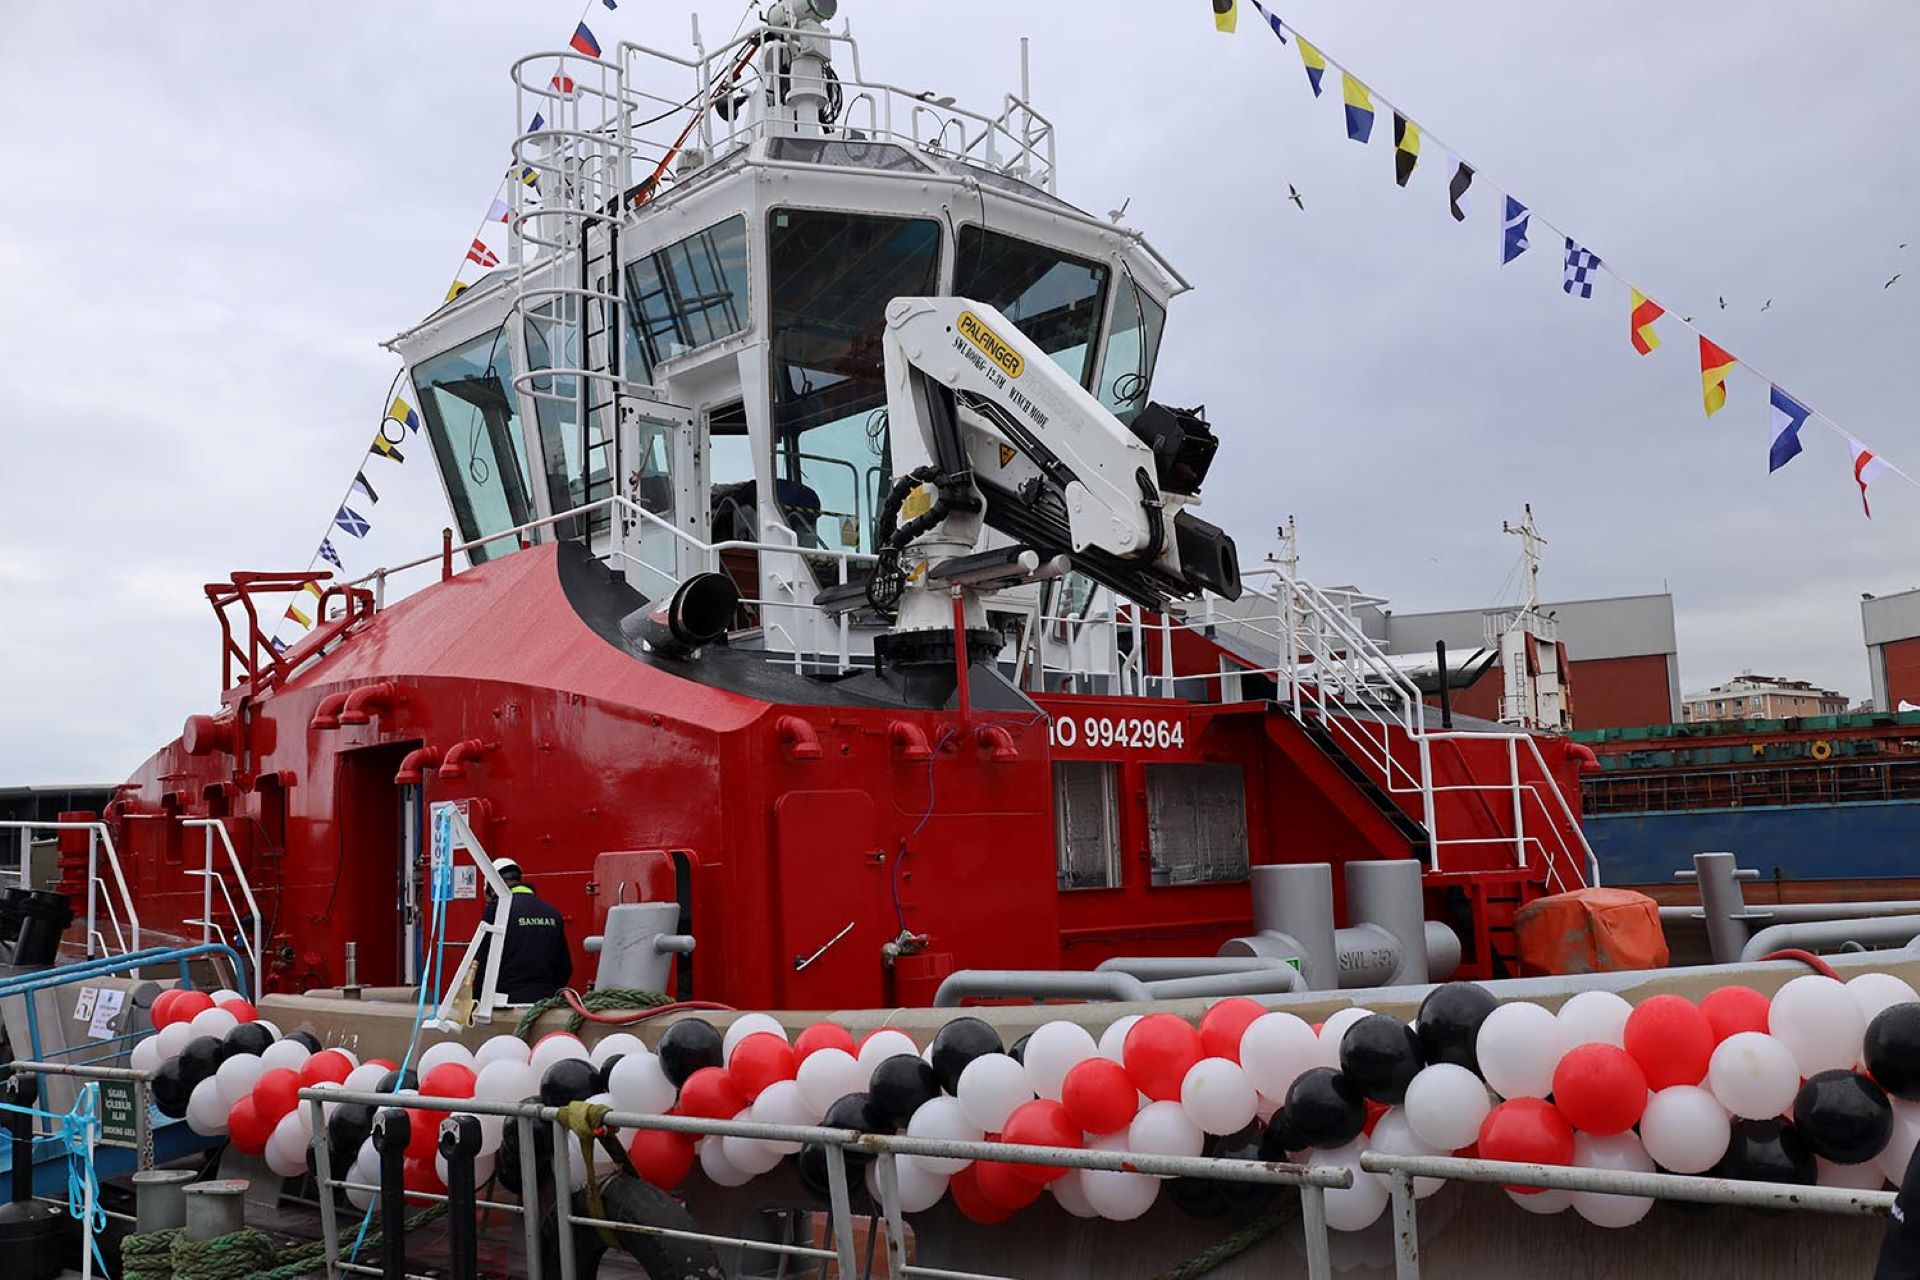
[
  {"left": 956, "top": 310, "right": 1024, "bottom": 378},
  {"left": 998, "top": 443, "right": 1016, "bottom": 468}
]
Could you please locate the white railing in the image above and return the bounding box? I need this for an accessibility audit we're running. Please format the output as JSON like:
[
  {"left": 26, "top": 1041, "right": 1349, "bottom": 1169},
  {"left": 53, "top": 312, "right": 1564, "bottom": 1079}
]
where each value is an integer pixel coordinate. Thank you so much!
[
  {"left": 0, "top": 821, "right": 140, "bottom": 962},
  {"left": 178, "top": 818, "right": 263, "bottom": 997}
]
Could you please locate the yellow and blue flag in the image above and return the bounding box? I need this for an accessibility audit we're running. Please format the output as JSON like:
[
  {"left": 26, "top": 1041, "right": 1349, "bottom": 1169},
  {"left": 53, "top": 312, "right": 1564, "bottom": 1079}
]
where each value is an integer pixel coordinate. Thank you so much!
[
  {"left": 387, "top": 396, "right": 421, "bottom": 433},
  {"left": 1295, "top": 36, "right": 1326, "bottom": 97},
  {"left": 1342, "top": 73, "right": 1374, "bottom": 143}
]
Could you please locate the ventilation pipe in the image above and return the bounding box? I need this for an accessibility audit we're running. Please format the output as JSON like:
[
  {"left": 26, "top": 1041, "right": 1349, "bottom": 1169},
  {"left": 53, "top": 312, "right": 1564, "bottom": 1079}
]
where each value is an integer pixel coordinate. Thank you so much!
[
  {"left": 775, "top": 716, "right": 823, "bottom": 761},
  {"left": 437, "top": 739, "right": 488, "bottom": 781},
  {"left": 338, "top": 681, "right": 402, "bottom": 727},
  {"left": 975, "top": 724, "right": 1019, "bottom": 763},
  {"left": 308, "top": 691, "right": 351, "bottom": 731},
  {"left": 394, "top": 746, "right": 443, "bottom": 786},
  {"left": 889, "top": 720, "right": 932, "bottom": 761},
  {"left": 620, "top": 573, "right": 739, "bottom": 659}
]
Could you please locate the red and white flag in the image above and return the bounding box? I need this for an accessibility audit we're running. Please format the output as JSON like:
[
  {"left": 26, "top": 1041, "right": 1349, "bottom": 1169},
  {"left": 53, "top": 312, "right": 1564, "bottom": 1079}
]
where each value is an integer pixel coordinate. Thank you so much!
[
  {"left": 550, "top": 74, "right": 578, "bottom": 99},
  {"left": 1849, "top": 436, "right": 1890, "bottom": 518},
  {"left": 466, "top": 239, "right": 499, "bottom": 268}
]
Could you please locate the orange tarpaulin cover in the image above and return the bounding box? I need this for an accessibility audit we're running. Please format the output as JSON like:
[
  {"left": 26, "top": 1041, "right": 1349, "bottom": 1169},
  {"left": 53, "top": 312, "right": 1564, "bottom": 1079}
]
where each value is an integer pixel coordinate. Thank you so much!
[{"left": 1514, "top": 887, "right": 1669, "bottom": 976}]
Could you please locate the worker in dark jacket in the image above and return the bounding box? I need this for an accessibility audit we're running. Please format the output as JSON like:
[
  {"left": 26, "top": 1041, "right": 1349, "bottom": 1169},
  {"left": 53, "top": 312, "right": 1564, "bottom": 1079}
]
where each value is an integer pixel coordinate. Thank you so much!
[
  {"left": 471, "top": 857, "right": 573, "bottom": 1004},
  {"left": 1878, "top": 1143, "right": 1920, "bottom": 1278}
]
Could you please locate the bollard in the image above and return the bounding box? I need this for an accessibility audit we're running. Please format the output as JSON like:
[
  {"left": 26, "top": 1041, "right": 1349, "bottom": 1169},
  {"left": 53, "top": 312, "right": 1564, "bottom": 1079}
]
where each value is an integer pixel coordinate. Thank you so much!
[
  {"left": 439, "top": 1115, "right": 482, "bottom": 1280},
  {"left": 4, "top": 1075, "right": 36, "bottom": 1205},
  {"left": 182, "top": 1179, "right": 249, "bottom": 1241},
  {"left": 131, "top": 1169, "right": 199, "bottom": 1232},
  {"left": 371, "top": 1108, "right": 410, "bottom": 1280}
]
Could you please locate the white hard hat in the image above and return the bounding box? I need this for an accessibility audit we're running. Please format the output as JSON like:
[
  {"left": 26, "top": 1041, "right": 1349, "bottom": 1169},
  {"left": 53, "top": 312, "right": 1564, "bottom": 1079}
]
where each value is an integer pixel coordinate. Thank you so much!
[{"left": 492, "top": 857, "right": 521, "bottom": 877}]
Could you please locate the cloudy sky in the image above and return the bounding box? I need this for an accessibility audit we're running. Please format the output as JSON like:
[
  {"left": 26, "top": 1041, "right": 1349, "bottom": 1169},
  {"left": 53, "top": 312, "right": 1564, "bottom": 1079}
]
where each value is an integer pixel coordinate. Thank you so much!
[{"left": 2, "top": 0, "right": 1915, "bottom": 783}]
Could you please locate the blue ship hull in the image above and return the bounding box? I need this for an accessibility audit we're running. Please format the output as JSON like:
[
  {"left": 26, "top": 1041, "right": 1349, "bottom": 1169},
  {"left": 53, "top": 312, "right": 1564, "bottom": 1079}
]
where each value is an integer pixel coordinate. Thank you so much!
[{"left": 1587, "top": 797, "right": 1920, "bottom": 885}]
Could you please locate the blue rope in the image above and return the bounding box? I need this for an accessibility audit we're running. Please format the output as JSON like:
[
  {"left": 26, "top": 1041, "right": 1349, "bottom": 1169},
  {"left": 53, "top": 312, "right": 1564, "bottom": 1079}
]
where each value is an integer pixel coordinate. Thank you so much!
[{"left": 2, "top": 1084, "right": 112, "bottom": 1277}]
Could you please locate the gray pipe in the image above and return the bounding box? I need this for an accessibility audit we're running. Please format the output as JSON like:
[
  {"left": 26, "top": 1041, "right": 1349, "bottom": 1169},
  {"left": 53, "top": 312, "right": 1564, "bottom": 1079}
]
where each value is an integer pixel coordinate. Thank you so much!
[
  {"left": 933, "top": 970, "right": 1151, "bottom": 1007},
  {"left": 1096, "top": 956, "right": 1299, "bottom": 980},
  {"left": 1664, "top": 900, "right": 1920, "bottom": 925},
  {"left": 1142, "top": 967, "right": 1303, "bottom": 999},
  {"left": 1346, "top": 860, "right": 1428, "bottom": 985},
  {"left": 1737, "top": 915, "right": 1920, "bottom": 964}
]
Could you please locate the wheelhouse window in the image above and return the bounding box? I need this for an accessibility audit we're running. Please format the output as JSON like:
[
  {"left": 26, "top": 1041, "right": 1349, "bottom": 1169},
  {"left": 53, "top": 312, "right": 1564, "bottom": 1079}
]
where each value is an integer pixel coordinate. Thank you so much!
[
  {"left": 414, "top": 330, "right": 534, "bottom": 563},
  {"left": 953, "top": 227, "right": 1109, "bottom": 388},
  {"left": 767, "top": 208, "right": 941, "bottom": 553},
  {"left": 521, "top": 314, "right": 612, "bottom": 529},
  {"left": 625, "top": 215, "right": 751, "bottom": 380},
  {"left": 1097, "top": 273, "right": 1167, "bottom": 424},
  {"left": 1144, "top": 763, "right": 1249, "bottom": 886}
]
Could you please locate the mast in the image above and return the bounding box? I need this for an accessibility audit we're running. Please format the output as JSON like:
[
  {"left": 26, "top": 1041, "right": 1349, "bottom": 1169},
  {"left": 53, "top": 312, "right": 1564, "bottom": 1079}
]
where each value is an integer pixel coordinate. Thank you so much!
[{"left": 1494, "top": 503, "right": 1570, "bottom": 731}]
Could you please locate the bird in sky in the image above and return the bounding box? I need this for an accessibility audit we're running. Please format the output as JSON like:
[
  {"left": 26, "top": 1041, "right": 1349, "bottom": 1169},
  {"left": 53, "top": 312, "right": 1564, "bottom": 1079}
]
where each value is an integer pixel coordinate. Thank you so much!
[
  {"left": 1888, "top": 273, "right": 1904, "bottom": 290},
  {"left": 1288, "top": 184, "right": 1305, "bottom": 211},
  {"left": 1717, "top": 295, "right": 1727, "bottom": 309},
  {"left": 1760, "top": 299, "right": 1772, "bottom": 312}
]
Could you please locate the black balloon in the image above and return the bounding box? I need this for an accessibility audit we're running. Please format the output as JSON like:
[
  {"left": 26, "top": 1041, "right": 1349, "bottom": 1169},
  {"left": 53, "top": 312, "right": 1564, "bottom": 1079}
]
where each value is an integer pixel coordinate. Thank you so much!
[
  {"left": 327, "top": 1102, "right": 375, "bottom": 1169},
  {"left": 1866, "top": 1004, "right": 1920, "bottom": 1100},
  {"left": 1259, "top": 1107, "right": 1306, "bottom": 1162},
  {"left": 1171, "top": 1124, "right": 1275, "bottom": 1219},
  {"left": 1415, "top": 982, "right": 1497, "bottom": 1074},
  {"left": 869, "top": 1055, "right": 940, "bottom": 1128},
  {"left": 1793, "top": 1070, "right": 1893, "bottom": 1166},
  {"left": 375, "top": 1068, "right": 419, "bottom": 1095},
  {"left": 593, "top": 1054, "right": 625, "bottom": 1094},
  {"left": 497, "top": 1096, "right": 552, "bottom": 1195},
  {"left": 806, "top": 1092, "right": 889, "bottom": 1180},
  {"left": 1008, "top": 1033, "right": 1031, "bottom": 1066},
  {"left": 177, "top": 1036, "right": 224, "bottom": 1089},
  {"left": 1340, "top": 1015, "right": 1424, "bottom": 1104},
  {"left": 286, "top": 1030, "right": 323, "bottom": 1053},
  {"left": 794, "top": 1145, "right": 878, "bottom": 1213},
  {"left": 540, "top": 1058, "right": 599, "bottom": 1107},
  {"left": 656, "top": 1020, "right": 724, "bottom": 1087},
  {"left": 1284, "top": 1068, "right": 1366, "bottom": 1150},
  {"left": 224, "top": 1022, "right": 274, "bottom": 1058},
  {"left": 929, "top": 1017, "right": 1002, "bottom": 1095},
  {"left": 1713, "top": 1117, "right": 1816, "bottom": 1188},
  {"left": 151, "top": 1059, "right": 191, "bottom": 1119}
]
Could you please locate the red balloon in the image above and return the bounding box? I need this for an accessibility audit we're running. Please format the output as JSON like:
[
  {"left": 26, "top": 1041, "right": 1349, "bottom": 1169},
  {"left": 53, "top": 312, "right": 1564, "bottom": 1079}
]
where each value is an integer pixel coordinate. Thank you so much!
[
  {"left": 1122, "top": 1014, "right": 1203, "bottom": 1102},
  {"left": 1551, "top": 1044, "right": 1649, "bottom": 1136},
  {"left": 365, "top": 1058, "right": 397, "bottom": 1073},
  {"left": 628, "top": 1129, "right": 696, "bottom": 1189},
  {"left": 972, "top": 1158, "right": 1044, "bottom": 1213},
  {"left": 1477, "top": 1099, "right": 1575, "bottom": 1193},
  {"left": 949, "top": 1164, "right": 1015, "bottom": 1224},
  {"left": 793, "top": 1023, "right": 857, "bottom": 1064},
  {"left": 150, "top": 989, "right": 181, "bottom": 1029},
  {"left": 299, "top": 1050, "right": 356, "bottom": 1089},
  {"left": 1061, "top": 1058, "right": 1138, "bottom": 1136},
  {"left": 727, "top": 1033, "right": 797, "bottom": 1101},
  {"left": 402, "top": 1153, "right": 444, "bottom": 1206},
  {"left": 252, "top": 1068, "right": 301, "bottom": 1125},
  {"left": 1622, "top": 995, "right": 1715, "bottom": 1090},
  {"left": 170, "top": 990, "right": 215, "bottom": 1026},
  {"left": 223, "top": 999, "right": 258, "bottom": 1024},
  {"left": 1363, "top": 1098, "right": 1389, "bottom": 1137},
  {"left": 227, "top": 1095, "right": 273, "bottom": 1155},
  {"left": 1700, "top": 986, "right": 1772, "bottom": 1045},
  {"left": 421, "top": 1063, "right": 478, "bottom": 1099},
  {"left": 1000, "top": 1099, "right": 1081, "bottom": 1184},
  {"left": 1198, "top": 998, "right": 1266, "bottom": 1063},
  {"left": 406, "top": 1109, "right": 441, "bottom": 1160},
  {"left": 677, "top": 1066, "right": 748, "bottom": 1121}
]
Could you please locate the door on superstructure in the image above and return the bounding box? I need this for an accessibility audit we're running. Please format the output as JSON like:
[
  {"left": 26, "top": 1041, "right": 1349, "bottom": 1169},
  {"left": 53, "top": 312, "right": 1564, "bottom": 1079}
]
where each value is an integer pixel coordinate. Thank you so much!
[
  {"left": 616, "top": 396, "right": 699, "bottom": 599},
  {"left": 332, "top": 743, "right": 414, "bottom": 987}
]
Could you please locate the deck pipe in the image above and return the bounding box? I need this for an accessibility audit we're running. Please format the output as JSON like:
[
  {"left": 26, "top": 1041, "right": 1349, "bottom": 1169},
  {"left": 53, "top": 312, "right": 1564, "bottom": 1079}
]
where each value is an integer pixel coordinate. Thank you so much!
[
  {"left": 439, "top": 1115, "right": 481, "bottom": 1280},
  {"left": 1219, "top": 860, "right": 1457, "bottom": 992},
  {"left": 372, "top": 1108, "right": 410, "bottom": 1280},
  {"left": 1666, "top": 851, "right": 1920, "bottom": 964},
  {"left": 182, "top": 1179, "right": 247, "bottom": 1241},
  {"left": 1738, "top": 916, "right": 1920, "bottom": 965}
]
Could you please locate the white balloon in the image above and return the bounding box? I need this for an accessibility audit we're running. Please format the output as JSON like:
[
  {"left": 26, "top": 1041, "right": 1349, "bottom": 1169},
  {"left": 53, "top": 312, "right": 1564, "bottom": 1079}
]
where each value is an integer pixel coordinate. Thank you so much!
[
  {"left": 1098, "top": 1016, "right": 1143, "bottom": 1064},
  {"left": 1849, "top": 977, "right": 1920, "bottom": 1027},
  {"left": 906, "top": 1096, "right": 982, "bottom": 1176},
  {"left": 260, "top": 1039, "right": 311, "bottom": 1073},
  {"left": 130, "top": 1036, "right": 163, "bottom": 1075},
  {"left": 209, "top": 989, "right": 246, "bottom": 1007},
  {"left": 529, "top": 1033, "right": 589, "bottom": 1077},
  {"left": 564, "top": 1135, "right": 590, "bottom": 1191},
  {"left": 1769, "top": 975, "right": 1866, "bottom": 1078},
  {"left": 1023, "top": 1021, "right": 1098, "bottom": 1101},
  {"left": 435, "top": 1149, "right": 497, "bottom": 1187},
  {"left": 1081, "top": 1167, "right": 1159, "bottom": 1220},
  {"left": 699, "top": 1136, "right": 756, "bottom": 1187},
  {"left": 721, "top": 1117, "right": 784, "bottom": 1177},
  {"left": 1129, "top": 1100, "right": 1203, "bottom": 1160},
  {"left": 154, "top": 1021, "right": 193, "bottom": 1062},
  {"left": 608, "top": 1053, "right": 677, "bottom": 1116},
  {"left": 475, "top": 1035, "right": 531, "bottom": 1069},
  {"left": 864, "top": 1156, "right": 950, "bottom": 1213},
  {"left": 418, "top": 1041, "right": 476, "bottom": 1076},
  {"left": 858, "top": 1030, "right": 919, "bottom": 1078},
  {"left": 476, "top": 1114, "right": 505, "bottom": 1158},
  {"left": 1050, "top": 1167, "right": 1100, "bottom": 1218},
  {"left": 215, "top": 1053, "right": 269, "bottom": 1108},
  {"left": 186, "top": 1077, "right": 230, "bottom": 1137},
  {"left": 1180, "top": 1058, "right": 1257, "bottom": 1136},
  {"left": 1571, "top": 1131, "right": 1655, "bottom": 1228},
  {"left": 1509, "top": 1186, "right": 1573, "bottom": 1215},
  {"left": 265, "top": 1110, "right": 310, "bottom": 1178},
  {"left": 1639, "top": 1086, "right": 1729, "bottom": 1174},
  {"left": 346, "top": 1140, "right": 379, "bottom": 1209},
  {"left": 724, "top": 1014, "right": 788, "bottom": 1061},
  {"left": 1318, "top": 1008, "right": 1373, "bottom": 1069},
  {"left": 251, "top": 1020, "right": 282, "bottom": 1042},
  {"left": 1556, "top": 991, "right": 1633, "bottom": 1049},
  {"left": 796, "top": 1048, "right": 867, "bottom": 1118},
  {"left": 1239, "top": 1013, "right": 1319, "bottom": 1103},
  {"left": 589, "top": 1032, "right": 647, "bottom": 1067},
  {"left": 1312, "top": 1142, "right": 1387, "bottom": 1231},
  {"left": 333, "top": 1048, "right": 361, "bottom": 1068},
  {"left": 1476, "top": 1002, "right": 1565, "bottom": 1100},
  {"left": 750, "top": 1080, "right": 812, "bottom": 1155},
  {"left": 1819, "top": 1156, "right": 1889, "bottom": 1190},
  {"left": 343, "top": 1063, "right": 388, "bottom": 1095},
  {"left": 1403, "top": 1063, "right": 1490, "bottom": 1152},
  {"left": 187, "top": 1007, "right": 239, "bottom": 1043},
  {"left": 475, "top": 1059, "right": 541, "bottom": 1105},
  {"left": 1366, "top": 1109, "right": 1442, "bottom": 1197},
  {"left": 956, "top": 1054, "right": 1033, "bottom": 1133},
  {"left": 1879, "top": 1101, "right": 1920, "bottom": 1182},
  {"left": 1707, "top": 1032, "right": 1800, "bottom": 1120}
]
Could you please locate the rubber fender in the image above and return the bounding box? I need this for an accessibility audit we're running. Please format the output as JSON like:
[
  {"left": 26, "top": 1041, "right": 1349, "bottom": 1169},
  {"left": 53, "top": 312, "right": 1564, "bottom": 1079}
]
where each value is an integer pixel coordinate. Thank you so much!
[{"left": 541, "top": 1174, "right": 726, "bottom": 1279}]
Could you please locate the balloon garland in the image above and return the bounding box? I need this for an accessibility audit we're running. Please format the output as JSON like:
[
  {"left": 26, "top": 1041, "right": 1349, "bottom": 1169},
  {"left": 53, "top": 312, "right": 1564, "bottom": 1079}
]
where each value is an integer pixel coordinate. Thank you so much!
[{"left": 129, "top": 975, "right": 1920, "bottom": 1230}]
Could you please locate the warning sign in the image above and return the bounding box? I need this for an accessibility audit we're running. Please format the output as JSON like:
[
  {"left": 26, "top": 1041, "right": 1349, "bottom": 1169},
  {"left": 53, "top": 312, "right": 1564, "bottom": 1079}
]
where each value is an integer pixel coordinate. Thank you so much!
[{"left": 997, "top": 443, "right": 1016, "bottom": 468}]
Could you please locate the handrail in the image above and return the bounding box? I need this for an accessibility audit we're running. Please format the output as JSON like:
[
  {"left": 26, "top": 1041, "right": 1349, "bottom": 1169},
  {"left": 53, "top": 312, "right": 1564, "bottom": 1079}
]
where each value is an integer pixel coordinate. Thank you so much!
[
  {"left": 0, "top": 822, "right": 141, "bottom": 962},
  {"left": 179, "top": 818, "right": 264, "bottom": 997}
]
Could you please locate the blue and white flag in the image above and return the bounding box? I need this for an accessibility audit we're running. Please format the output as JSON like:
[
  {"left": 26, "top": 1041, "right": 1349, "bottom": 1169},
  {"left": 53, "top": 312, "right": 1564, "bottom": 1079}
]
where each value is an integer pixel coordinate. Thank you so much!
[
  {"left": 334, "top": 505, "right": 371, "bottom": 538},
  {"left": 1502, "top": 197, "right": 1530, "bottom": 264},
  {"left": 1563, "top": 238, "right": 1602, "bottom": 298},
  {"left": 1248, "top": 0, "right": 1287, "bottom": 41},
  {"left": 1769, "top": 385, "right": 1810, "bottom": 473},
  {"left": 318, "top": 539, "right": 343, "bottom": 572}
]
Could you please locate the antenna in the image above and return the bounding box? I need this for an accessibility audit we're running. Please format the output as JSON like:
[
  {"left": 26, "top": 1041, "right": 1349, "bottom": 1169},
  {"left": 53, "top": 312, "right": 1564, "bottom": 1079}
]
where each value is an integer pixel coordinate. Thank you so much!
[{"left": 1501, "top": 503, "right": 1548, "bottom": 616}]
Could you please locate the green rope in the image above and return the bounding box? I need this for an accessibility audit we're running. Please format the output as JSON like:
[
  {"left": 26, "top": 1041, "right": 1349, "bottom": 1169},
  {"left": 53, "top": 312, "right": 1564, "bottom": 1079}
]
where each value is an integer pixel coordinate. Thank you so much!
[
  {"left": 1150, "top": 1201, "right": 1298, "bottom": 1280},
  {"left": 512, "top": 986, "right": 671, "bottom": 1039},
  {"left": 120, "top": 1226, "right": 181, "bottom": 1280},
  {"left": 121, "top": 1203, "right": 450, "bottom": 1280},
  {"left": 169, "top": 1227, "right": 277, "bottom": 1280},
  {"left": 250, "top": 1202, "right": 451, "bottom": 1280}
]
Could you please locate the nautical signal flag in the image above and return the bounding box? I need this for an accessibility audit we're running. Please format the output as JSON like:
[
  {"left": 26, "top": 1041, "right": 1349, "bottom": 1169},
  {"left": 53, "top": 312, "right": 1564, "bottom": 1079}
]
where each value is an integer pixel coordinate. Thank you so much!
[
  {"left": 1341, "top": 73, "right": 1374, "bottom": 143},
  {"left": 284, "top": 601, "right": 311, "bottom": 629},
  {"left": 1850, "top": 436, "right": 1890, "bottom": 517},
  {"left": 1248, "top": 0, "right": 1286, "bottom": 41},
  {"left": 551, "top": 74, "right": 578, "bottom": 99},
  {"left": 335, "top": 506, "right": 371, "bottom": 539},
  {"left": 444, "top": 281, "right": 470, "bottom": 305},
  {"left": 467, "top": 239, "right": 499, "bottom": 268},
  {"left": 351, "top": 470, "right": 379, "bottom": 505},
  {"left": 1212, "top": 0, "right": 1237, "bottom": 33},
  {"left": 269, "top": 637, "right": 287, "bottom": 656},
  {"left": 284, "top": 582, "right": 322, "bottom": 629},
  {"left": 1769, "top": 386, "right": 1809, "bottom": 473},
  {"left": 1501, "top": 197, "right": 1530, "bottom": 264},
  {"left": 1446, "top": 157, "right": 1474, "bottom": 222},
  {"left": 386, "top": 396, "right": 420, "bottom": 433},
  {"left": 1295, "top": 36, "right": 1327, "bottom": 97},
  {"left": 1562, "top": 238, "right": 1602, "bottom": 299},
  {"left": 487, "top": 197, "right": 510, "bottom": 223},
  {"left": 1629, "top": 290, "right": 1664, "bottom": 355},
  {"left": 570, "top": 23, "right": 601, "bottom": 57},
  {"left": 1699, "top": 336, "right": 1736, "bottom": 417},
  {"left": 318, "top": 539, "right": 343, "bottom": 572},
  {"left": 1392, "top": 114, "right": 1420, "bottom": 187},
  {"left": 370, "top": 429, "right": 405, "bottom": 463}
]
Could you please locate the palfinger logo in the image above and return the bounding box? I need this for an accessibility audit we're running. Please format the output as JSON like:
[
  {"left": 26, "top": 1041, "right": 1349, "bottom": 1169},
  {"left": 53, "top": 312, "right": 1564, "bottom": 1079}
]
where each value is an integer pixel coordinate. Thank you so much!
[{"left": 957, "top": 310, "right": 1023, "bottom": 379}]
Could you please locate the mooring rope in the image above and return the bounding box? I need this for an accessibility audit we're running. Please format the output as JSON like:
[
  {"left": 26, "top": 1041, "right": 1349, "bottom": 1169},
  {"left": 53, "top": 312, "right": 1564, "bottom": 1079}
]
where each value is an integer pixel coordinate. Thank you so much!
[
  {"left": 511, "top": 986, "right": 674, "bottom": 1038},
  {"left": 119, "top": 1202, "right": 449, "bottom": 1280}
]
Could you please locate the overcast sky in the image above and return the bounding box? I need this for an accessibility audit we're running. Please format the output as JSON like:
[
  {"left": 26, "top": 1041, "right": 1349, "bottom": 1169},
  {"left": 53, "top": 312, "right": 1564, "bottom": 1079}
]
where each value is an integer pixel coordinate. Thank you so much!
[{"left": 2, "top": 0, "right": 1916, "bottom": 784}]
